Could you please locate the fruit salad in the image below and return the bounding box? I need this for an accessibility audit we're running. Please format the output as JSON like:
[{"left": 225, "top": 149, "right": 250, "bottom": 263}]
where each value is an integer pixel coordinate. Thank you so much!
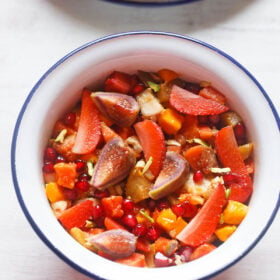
[{"left": 42, "top": 69, "right": 254, "bottom": 267}]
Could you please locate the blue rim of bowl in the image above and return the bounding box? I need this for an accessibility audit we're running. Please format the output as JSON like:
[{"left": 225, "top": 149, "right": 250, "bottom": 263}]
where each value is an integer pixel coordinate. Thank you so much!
[
  {"left": 101, "top": 0, "right": 202, "bottom": 7},
  {"left": 11, "top": 31, "right": 280, "bottom": 280}
]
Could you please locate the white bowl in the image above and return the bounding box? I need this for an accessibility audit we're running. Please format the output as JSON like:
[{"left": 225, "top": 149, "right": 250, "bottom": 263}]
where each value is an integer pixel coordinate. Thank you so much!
[{"left": 11, "top": 31, "right": 280, "bottom": 280}]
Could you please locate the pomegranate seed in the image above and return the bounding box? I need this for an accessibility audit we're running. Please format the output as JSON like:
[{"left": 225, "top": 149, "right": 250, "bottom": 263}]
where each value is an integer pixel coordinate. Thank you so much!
[
  {"left": 157, "top": 200, "right": 170, "bottom": 210},
  {"left": 132, "top": 84, "right": 145, "bottom": 95},
  {"left": 146, "top": 226, "right": 161, "bottom": 242},
  {"left": 75, "top": 160, "right": 87, "bottom": 173},
  {"left": 94, "top": 190, "right": 110, "bottom": 199},
  {"left": 183, "top": 201, "right": 198, "bottom": 218},
  {"left": 44, "top": 147, "right": 57, "bottom": 162},
  {"left": 78, "top": 173, "right": 91, "bottom": 181},
  {"left": 92, "top": 204, "right": 104, "bottom": 220},
  {"left": 122, "top": 199, "right": 135, "bottom": 213},
  {"left": 209, "top": 114, "right": 220, "bottom": 125},
  {"left": 234, "top": 122, "right": 246, "bottom": 141},
  {"left": 63, "top": 112, "right": 76, "bottom": 127},
  {"left": 171, "top": 203, "right": 186, "bottom": 217},
  {"left": 75, "top": 180, "right": 90, "bottom": 192},
  {"left": 42, "top": 162, "right": 54, "bottom": 173},
  {"left": 63, "top": 188, "right": 78, "bottom": 200},
  {"left": 121, "top": 214, "right": 138, "bottom": 229},
  {"left": 55, "top": 155, "right": 65, "bottom": 163},
  {"left": 133, "top": 223, "right": 147, "bottom": 237},
  {"left": 193, "top": 170, "right": 204, "bottom": 183}
]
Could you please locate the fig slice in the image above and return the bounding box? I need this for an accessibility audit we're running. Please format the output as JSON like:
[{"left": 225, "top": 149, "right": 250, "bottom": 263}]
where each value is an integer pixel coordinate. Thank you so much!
[
  {"left": 149, "top": 151, "right": 190, "bottom": 200},
  {"left": 90, "top": 138, "right": 136, "bottom": 190},
  {"left": 91, "top": 91, "right": 139, "bottom": 127},
  {"left": 87, "top": 229, "right": 137, "bottom": 259}
]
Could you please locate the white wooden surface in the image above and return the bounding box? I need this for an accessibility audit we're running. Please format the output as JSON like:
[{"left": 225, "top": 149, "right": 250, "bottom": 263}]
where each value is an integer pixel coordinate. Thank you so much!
[{"left": 0, "top": 0, "right": 279, "bottom": 279}]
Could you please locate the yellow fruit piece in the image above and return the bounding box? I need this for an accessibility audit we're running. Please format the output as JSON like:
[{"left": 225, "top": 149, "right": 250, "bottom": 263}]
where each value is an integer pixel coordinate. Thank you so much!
[
  {"left": 223, "top": 200, "right": 248, "bottom": 225},
  {"left": 158, "top": 108, "right": 184, "bottom": 135},
  {"left": 156, "top": 208, "right": 177, "bottom": 232},
  {"left": 169, "top": 217, "right": 188, "bottom": 238},
  {"left": 69, "top": 227, "right": 93, "bottom": 250},
  {"left": 45, "top": 182, "right": 65, "bottom": 203},
  {"left": 215, "top": 225, "right": 237, "bottom": 241},
  {"left": 238, "top": 143, "right": 253, "bottom": 160}
]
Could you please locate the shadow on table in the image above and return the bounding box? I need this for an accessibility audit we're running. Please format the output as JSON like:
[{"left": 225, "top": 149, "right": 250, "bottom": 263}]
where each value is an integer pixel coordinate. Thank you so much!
[{"left": 47, "top": 0, "right": 256, "bottom": 34}]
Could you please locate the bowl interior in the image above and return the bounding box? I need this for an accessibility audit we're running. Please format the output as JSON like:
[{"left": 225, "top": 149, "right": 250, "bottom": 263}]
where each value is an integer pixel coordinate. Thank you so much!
[{"left": 12, "top": 32, "right": 280, "bottom": 280}]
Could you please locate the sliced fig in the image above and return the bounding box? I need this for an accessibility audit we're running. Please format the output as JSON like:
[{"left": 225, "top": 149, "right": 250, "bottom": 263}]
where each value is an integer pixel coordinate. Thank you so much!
[
  {"left": 149, "top": 151, "right": 190, "bottom": 200},
  {"left": 90, "top": 138, "right": 136, "bottom": 190},
  {"left": 87, "top": 229, "right": 137, "bottom": 259},
  {"left": 91, "top": 92, "right": 139, "bottom": 127}
]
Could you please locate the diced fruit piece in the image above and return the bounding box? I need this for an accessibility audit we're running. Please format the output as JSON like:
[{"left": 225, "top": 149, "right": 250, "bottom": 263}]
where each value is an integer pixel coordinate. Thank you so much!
[
  {"left": 69, "top": 227, "right": 92, "bottom": 250},
  {"left": 53, "top": 134, "right": 78, "bottom": 162},
  {"left": 92, "top": 92, "right": 139, "bottom": 127},
  {"left": 223, "top": 200, "right": 248, "bottom": 225},
  {"left": 169, "top": 217, "right": 188, "bottom": 238},
  {"left": 136, "top": 88, "right": 164, "bottom": 117},
  {"left": 176, "top": 183, "right": 226, "bottom": 247},
  {"left": 101, "top": 196, "right": 124, "bottom": 218},
  {"left": 199, "top": 86, "right": 226, "bottom": 104},
  {"left": 189, "top": 243, "right": 216, "bottom": 261},
  {"left": 104, "top": 71, "right": 135, "bottom": 94},
  {"left": 156, "top": 208, "right": 177, "bottom": 233},
  {"left": 72, "top": 89, "right": 101, "bottom": 154},
  {"left": 220, "top": 111, "right": 242, "bottom": 127},
  {"left": 90, "top": 138, "right": 135, "bottom": 190},
  {"left": 154, "top": 252, "right": 173, "bottom": 267},
  {"left": 238, "top": 143, "right": 253, "bottom": 161},
  {"left": 87, "top": 229, "right": 137, "bottom": 259},
  {"left": 180, "top": 115, "right": 200, "bottom": 140},
  {"left": 100, "top": 122, "right": 120, "bottom": 143},
  {"left": 136, "top": 237, "right": 150, "bottom": 253},
  {"left": 45, "top": 182, "right": 65, "bottom": 203},
  {"left": 158, "top": 69, "right": 179, "bottom": 83},
  {"left": 125, "top": 167, "right": 153, "bottom": 203},
  {"left": 215, "top": 126, "right": 253, "bottom": 203},
  {"left": 115, "top": 252, "right": 146, "bottom": 267},
  {"left": 170, "top": 85, "right": 229, "bottom": 115},
  {"left": 155, "top": 237, "right": 178, "bottom": 257},
  {"left": 183, "top": 145, "right": 218, "bottom": 175},
  {"left": 54, "top": 162, "right": 77, "bottom": 189},
  {"left": 134, "top": 120, "right": 166, "bottom": 177},
  {"left": 158, "top": 109, "right": 184, "bottom": 135},
  {"left": 104, "top": 217, "right": 126, "bottom": 230},
  {"left": 149, "top": 151, "right": 190, "bottom": 200},
  {"left": 215, "top": 225, "right": 237, "bottom": 241},
  {"left": 58, "top": 200, "right": 94, "bottom": 231}
]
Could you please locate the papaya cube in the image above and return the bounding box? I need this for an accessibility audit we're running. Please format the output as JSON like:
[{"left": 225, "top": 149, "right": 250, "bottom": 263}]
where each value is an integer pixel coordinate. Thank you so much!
[
  {"left": 223, "top": 200, "right": 248, "bottom": 225},
  {"left": 158, "top": 109, "right": 184, "bottom": 135}
]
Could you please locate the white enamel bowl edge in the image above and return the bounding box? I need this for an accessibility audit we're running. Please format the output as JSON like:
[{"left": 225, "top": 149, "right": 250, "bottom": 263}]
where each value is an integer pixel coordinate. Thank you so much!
[{"left": 11, "top": 31, "right": 280, "bottom": 280}]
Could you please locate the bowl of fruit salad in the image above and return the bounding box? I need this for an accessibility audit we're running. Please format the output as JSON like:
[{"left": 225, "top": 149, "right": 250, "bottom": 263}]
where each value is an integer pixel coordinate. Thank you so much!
[{"left": 11, "top": 31, "right": 280, "bottom": 280}]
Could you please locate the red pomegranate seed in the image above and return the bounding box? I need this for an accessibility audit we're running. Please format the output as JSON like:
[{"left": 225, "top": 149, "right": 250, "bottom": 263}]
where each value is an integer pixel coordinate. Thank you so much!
[
  {"left": 171, "top": 203, "right": 186, "bottom": 217},
  {"left": 75, "top": 160, "right": 87, "bottom": 173},
  {"left": 193, "top": 170, "right": 204, "bottom": 183},
  {"left": 94, "top": 190, "right": 110, "bottom": 199},
  {"left": 42, "top": 162, "right": 54, "bottom": 173},
  {"left": 122, "top": 199, "right": 135, "bottom": 213},
  {"left": 121, "top": 214, "right": 138, "bottom": 229},
  {"left": 63, "top": 188, "right": 78, "bottom": 200},
  {"left": 75, "top": 180, "right": 90, "bottom": 192},
  {"left": 92, "top": 204, "right": 104, "bottom": 220},
  {"left": 234, "top": 122, "right": 246, "bottom": 140},
  {"left": 44, "top": 147, "right": 57, "bottom": 162},
  {"left": 133, "top": 223, "right": 147, "bottom": 237},
  {"left": 146, "top": 226, "right": 161, "bottom": 242},
  {"left": 132, "top": 84, "right": 145, "bottom": 95},
  {"left": 157, "top": 200, "right": 170, "bottom": 210},
  {"left": 183, "top": 201, "right": 198, "bottom": 218},
  {"left": 209, "top": 114, "right": 220, "bottom": 125},
  {"left": 78, "top": 173, "right": 91, "bottom": 181},
  {"left": 63, "top": 112, "right": 76, "bottom": 127},
  {"left": 55, "top": 155, "right": 65, "bottom": 163}
]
